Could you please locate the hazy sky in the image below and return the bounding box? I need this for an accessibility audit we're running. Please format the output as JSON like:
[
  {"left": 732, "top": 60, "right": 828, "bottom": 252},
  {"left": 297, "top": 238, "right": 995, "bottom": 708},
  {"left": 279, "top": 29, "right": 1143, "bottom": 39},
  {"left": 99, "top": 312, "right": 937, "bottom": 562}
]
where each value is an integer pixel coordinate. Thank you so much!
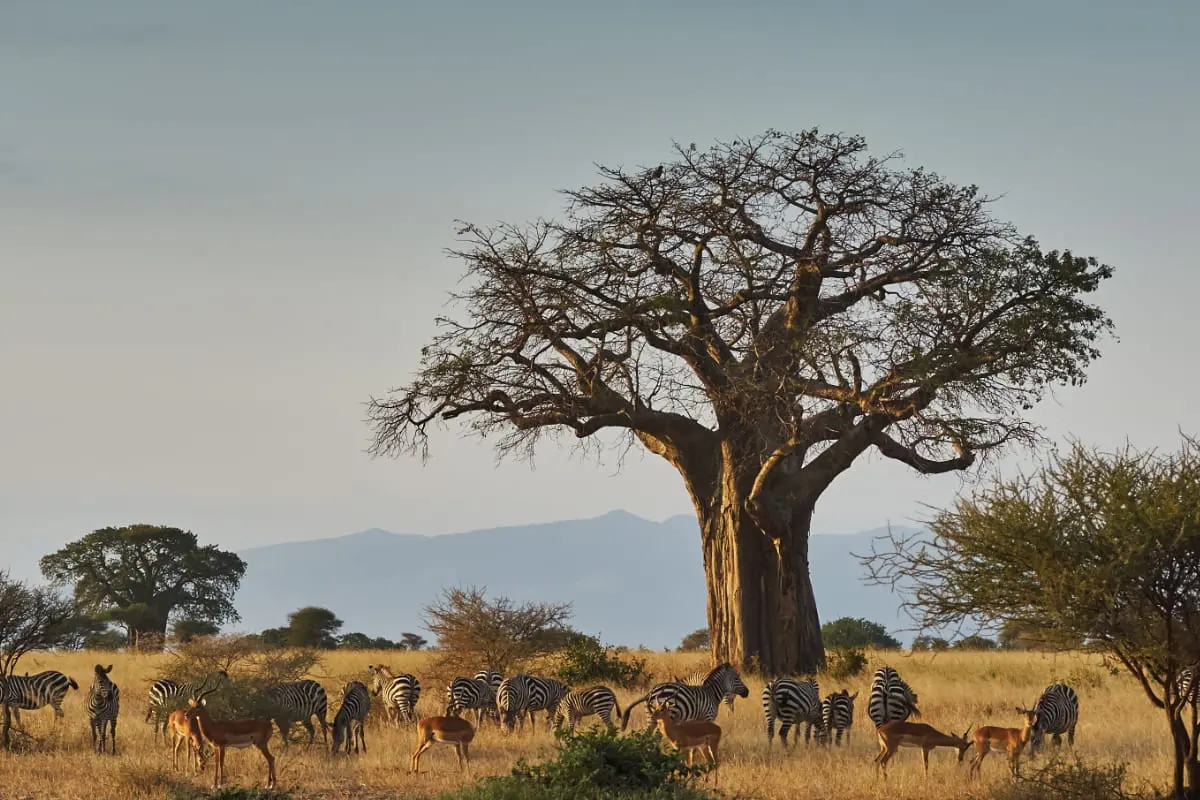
[{"left": 3, "top": 1, "right": 1197, "bottom": 576}]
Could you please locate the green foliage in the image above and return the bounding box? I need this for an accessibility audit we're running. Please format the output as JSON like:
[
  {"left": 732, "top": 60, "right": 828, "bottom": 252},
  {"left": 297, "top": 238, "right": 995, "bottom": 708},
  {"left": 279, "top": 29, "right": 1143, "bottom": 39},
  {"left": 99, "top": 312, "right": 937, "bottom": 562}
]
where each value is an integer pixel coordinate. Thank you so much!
[
  {"left": 283, "top": 606, "right": 343, "bottom": 649},
  {"left": 172, "top": 617, "right": 220, "bottom": 643},
  {"left": 953, "top": 635, "right": 997, "bottom": 650},
  {"left": 39, "top": 525, "right": 245, "bottom": 649},
  {"left": 677, "top": 628, "right": 710, "bottom": 652},
  {"left": 52, "top": 613, "right": 124, "bottom": 651},
  {"left": 821, "top": 617, "right": 901, "bottom": 649},
  {"left": 436, "top": 729, "right": 715, "bottom": 800},
  {"left": 823, "top": 648, "right": 868, "bottom": 681},
  {"left": 911, "top": 635, "right": 950, "bottom": 651},
  {"left": 551, "top": 632, "right": 650, "bottom": 689}
]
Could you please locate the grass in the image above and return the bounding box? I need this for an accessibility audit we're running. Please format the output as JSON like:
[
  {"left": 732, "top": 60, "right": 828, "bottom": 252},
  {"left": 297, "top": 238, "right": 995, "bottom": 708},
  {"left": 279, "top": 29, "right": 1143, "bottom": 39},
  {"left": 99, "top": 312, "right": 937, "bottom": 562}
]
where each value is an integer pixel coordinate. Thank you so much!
[{"left": 0, "top": 648, "right": 1171, "bottom": 799}]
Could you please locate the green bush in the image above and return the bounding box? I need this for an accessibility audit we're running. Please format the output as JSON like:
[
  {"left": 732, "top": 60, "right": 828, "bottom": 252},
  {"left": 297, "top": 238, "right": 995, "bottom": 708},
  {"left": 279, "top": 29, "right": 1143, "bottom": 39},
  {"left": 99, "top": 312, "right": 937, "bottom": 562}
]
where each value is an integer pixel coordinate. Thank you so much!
[
  {"left": 823, "top": 647, "right": 868, "bottom": 681},
  {"left": 435, "top": 729, "right": 716, "bottom": 800},
  {"left": 821, "top": 617, "right": 902, "bottom": 649},
  {"left": 551, "top": 633, "right": 651, "bottom": 689}
]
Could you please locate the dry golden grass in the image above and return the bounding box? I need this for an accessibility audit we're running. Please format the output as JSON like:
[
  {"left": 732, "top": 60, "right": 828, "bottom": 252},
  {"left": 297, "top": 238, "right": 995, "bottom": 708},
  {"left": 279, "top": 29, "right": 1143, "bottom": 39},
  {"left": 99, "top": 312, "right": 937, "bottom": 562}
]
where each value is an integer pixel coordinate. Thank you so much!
[{"left": 0, "top": 648, "right": 1173, "bottom": 799}]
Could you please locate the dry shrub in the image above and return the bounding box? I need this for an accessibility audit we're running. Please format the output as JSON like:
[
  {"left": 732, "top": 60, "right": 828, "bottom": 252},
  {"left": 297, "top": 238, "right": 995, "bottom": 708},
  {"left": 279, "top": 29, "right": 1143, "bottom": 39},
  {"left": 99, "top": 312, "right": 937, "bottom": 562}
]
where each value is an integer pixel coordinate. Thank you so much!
[{"left": 968, "top": 757, "right": 1160, "bottom": 800}]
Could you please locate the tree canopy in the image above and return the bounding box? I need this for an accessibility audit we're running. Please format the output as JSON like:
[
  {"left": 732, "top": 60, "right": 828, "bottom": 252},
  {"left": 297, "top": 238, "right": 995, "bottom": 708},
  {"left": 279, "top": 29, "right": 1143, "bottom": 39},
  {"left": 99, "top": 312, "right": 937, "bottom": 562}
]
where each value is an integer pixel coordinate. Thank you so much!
[
  {"left": 423, "top": 585, "right": 572, "bottom": 674},
  {"left": 0, "top": 571, "right": 74, "bottom": 749},
  {"left": 39, "top": 525, "right": 246, "bottom": 650},
  {"left": 820, "top": 617, "right": 901, "bottom": 649}
]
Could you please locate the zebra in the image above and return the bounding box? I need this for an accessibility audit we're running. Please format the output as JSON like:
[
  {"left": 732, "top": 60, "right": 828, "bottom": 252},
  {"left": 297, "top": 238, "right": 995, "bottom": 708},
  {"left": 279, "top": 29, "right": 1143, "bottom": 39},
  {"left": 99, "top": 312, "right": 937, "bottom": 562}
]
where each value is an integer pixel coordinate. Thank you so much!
[
  {"left": 621, "top": 663, "right": 749, "bottom": 731},
  {"left": 496, "top": 675, "right": 533, "bottom": 734},
  {"left": 2, "top": 670, "right": 78, "bottom": 729},
  {"left": 331, "top": 680, "right": 371, "bottom": 755},
  {"left": 446, "top": 677, "right": 499, "bottom": 726},
  {"left": 820, "top": 689, "right": 858, "bottom": 746},
  {"left": 267, "top": 679, "right": 329, "bottom": 745},
  {"left": 1019, "top": 683, "right": 1079, "bottom": 755},
  {"left": 86, "top": 664, "right": 120, "bottom": 754},
  {"left": 682, "top": 670, "right": 738, "bottom": 713},
  {"left": 868, "top": 666, "right": 920, "bottom": 727},
  {"left": 474, "top": 670, "right": 503, "bottom": 695},
  {"left": 762, "top": 677, "right": 822, "bottom": 749},
  {"left": 368, "top": 665, "right": 421, "bottom": 725},
  {"left": 1178, "top": 668, "right": 1199, "bottom": 704},
  {"left": 555, "top": 686, "right": 621, "bottom": 733},
  {"left": 524, "top": 676, "right": 569, "bottom": 730},
  {"left": 147, "top": 669, "right": 230, "bottom": 740}
]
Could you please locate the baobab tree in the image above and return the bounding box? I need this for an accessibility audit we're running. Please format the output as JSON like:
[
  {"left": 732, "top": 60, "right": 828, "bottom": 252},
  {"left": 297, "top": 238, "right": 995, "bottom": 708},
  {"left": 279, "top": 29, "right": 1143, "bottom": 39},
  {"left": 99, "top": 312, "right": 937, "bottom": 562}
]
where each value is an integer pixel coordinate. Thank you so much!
[{"left": 367, "top": 128, "right": 1114, "bottom": 674}]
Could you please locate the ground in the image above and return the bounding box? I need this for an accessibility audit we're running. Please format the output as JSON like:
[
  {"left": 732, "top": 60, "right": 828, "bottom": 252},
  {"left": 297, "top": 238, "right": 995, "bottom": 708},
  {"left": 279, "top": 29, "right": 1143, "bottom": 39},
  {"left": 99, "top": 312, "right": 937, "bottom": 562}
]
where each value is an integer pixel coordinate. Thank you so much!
[{"left": 0, "top": 648, "right": 1168, "bottom": 799}]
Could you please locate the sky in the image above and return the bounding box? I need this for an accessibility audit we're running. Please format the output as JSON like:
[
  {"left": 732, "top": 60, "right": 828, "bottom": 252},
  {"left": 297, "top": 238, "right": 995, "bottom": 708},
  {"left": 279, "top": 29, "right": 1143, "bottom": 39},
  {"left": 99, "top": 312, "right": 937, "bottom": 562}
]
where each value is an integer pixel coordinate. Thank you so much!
[{"left": 2, "top": 0, "right": 1198, "bottom": 578}]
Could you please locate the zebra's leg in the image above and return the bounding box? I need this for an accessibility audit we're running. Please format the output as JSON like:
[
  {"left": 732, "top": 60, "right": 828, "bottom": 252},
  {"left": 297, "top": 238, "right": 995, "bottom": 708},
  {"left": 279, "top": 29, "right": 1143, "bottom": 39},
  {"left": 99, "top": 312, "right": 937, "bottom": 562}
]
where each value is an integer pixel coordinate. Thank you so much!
[
  {"left": 779, "top": 722, "right": 792, "bottom": 750},
  {"left": 804, "top": 721, "right": 812, "bottom": 744},
  {"left": 110, "top": 717, "right": 118, "bottom": 755},
  {"left": 90, "top": 719, "right": 99, "bottom": 752},
  {"left": 302, "top": 717, "right": 316, "bottom": 745},
  {"left": 1068, "top": 725, "right": 1076, "bottom": 748}
]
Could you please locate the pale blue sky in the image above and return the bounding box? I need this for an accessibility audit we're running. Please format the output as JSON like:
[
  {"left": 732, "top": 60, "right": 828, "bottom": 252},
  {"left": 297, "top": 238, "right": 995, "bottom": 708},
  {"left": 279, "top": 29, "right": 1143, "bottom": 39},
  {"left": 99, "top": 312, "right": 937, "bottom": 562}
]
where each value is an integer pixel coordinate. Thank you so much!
[{"left": 2, "top": 1, "right": 1197, "bottom": 576}]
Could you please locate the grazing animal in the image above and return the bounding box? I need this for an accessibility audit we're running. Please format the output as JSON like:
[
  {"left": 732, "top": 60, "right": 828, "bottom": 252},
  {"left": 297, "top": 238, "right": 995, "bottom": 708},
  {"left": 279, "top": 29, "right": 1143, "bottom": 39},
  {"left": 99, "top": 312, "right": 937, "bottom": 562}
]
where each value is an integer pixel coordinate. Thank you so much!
[
  {"left": 446, "top": 677, "right": 499, "bottom": 726},
  {"left": 496, "top": 675, "right": 533, "bottom": 734},
  {"left": 331, "top": 681, "right": 371, "bottom": 754},
  {"left": 868, "top": 666, "right": 920, "bottom": 727},
  {"left": 168, "top": 707, "right": 207, "bottom": 773},
  {"left": 524, "top": 676, "right": 569, "bottom": 729},
  {"left": 410, "top": 715, "right": 476, "bottom": 773},
  {"left": 622, "top": 663, "right": 749, "bottom": 731},
  {"left": 649, "top": 706, "right": 721, "bottom": 778},
  {"left": 761, "top": 677, "right": 822, "bottom": 748},
  {"left": 2, "top": 670, "right": 78, "bottom": 729},
  {"left": 474, "top": 670, "right": 503, "bottom": 695},
  {"left": 683, "top": 670, "right": 738, "bottom": 712},
  {"left": 147, "top": 670, "right": 229, "bottom": 740},
  {"left": 266, "top": 679, "right": 329, "bottom": 745},
  {"left": 184, "top": 679, "right": 276, "bottom": 790},
  {"left": 555, "top": 686, "right": 622, "bottom": 732},
  {"left": 1020, "top": 683, "right": 1079, "bottom": 755},
  {"left": 874, "top": 721, "right": 972, "bottom": 779},
  {"left": 368, "top": 665, "right": 421, "bottom": 724},
  {"left": 820, "top": 689, "right": 858, "bottom": 746},
  {"left": 86, "top": 664, "right": 120, "bottom": 754},
  {"left": 968, "top": 711, "right": 1037, "bottom": 779}
]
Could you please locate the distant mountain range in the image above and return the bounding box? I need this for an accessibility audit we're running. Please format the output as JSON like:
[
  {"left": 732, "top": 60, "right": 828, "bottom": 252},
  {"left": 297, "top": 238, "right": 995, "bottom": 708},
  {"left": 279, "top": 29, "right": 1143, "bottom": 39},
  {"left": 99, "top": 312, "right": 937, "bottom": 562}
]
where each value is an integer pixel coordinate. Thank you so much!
[{"left": 230, "top": 510, "right": 923, "bottom": 649}]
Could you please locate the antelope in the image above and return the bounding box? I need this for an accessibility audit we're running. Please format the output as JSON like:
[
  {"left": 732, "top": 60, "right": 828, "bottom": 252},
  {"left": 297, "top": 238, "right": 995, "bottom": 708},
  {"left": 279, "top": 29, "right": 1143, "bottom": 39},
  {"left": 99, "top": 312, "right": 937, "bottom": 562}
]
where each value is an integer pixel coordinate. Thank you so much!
[
  {"left": 167, "top": 707, "right": 207, "bottom": 774},
  {"left": 410, "top": 715, "right": 475, "bottom": 774},
  {"left": 968, "top": 709, "right": 1037, "bottom": 780},
  {"left": 873, "top": 721, "right": 972, "bottom": 779},
  {"left": 648, "top": 706, "right": 721, "bottom": 778},
  {"left": 184, "top": 679, "right": 276, "bottom": 790}
]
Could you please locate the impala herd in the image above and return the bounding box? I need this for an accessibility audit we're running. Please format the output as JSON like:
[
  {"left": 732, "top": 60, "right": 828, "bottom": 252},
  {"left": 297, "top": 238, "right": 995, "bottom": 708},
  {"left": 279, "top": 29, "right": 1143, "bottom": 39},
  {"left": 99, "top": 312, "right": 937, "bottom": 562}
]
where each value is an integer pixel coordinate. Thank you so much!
[{"left": 5, "top": 661, "right": 1080, "bottom": 792}]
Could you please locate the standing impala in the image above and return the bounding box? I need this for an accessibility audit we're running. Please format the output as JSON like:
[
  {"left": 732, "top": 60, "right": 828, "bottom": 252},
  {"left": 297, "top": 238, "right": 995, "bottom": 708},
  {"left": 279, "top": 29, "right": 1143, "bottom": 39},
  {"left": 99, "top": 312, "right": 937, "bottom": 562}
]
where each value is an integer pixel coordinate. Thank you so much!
[
  {"left": 410, "top": 715, "right": 475, "bottom": 774},
  {"left": 184, "top": 678, "right": 276, "bottom": 790},
  {"left": 167, "top": 707, "right": 206, "bottom": 774},
  {"left": 649, "top": 706, "right": 722, "bottom": 778},
  {"left": 968, "top": 709, "right": 1037, "bottom": 780},
  {"left": 874, "top": 720, "right": 972, "bottom": 779}
]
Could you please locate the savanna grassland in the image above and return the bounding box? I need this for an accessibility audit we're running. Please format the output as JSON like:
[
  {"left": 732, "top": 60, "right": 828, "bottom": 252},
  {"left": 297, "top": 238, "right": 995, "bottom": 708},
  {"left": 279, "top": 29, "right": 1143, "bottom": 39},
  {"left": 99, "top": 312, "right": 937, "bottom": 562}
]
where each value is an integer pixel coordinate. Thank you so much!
[{"left": 0, "top": 648, "right": 1170, "bottom": 800}]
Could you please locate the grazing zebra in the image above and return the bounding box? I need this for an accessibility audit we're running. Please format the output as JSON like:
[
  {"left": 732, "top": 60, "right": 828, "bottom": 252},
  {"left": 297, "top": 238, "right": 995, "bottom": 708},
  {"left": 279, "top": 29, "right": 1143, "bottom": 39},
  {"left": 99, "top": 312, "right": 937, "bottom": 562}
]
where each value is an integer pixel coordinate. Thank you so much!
[
  {"left": 267, "top": 679, "right": 329, "bottom": 745},
  {"left": 2, "top": 670, "right": 78, "bottom": 729},
  {"left": 525, "top": 676, "right": 569, "bottom": 730},
  {"left": 446, "top": 677, "right": 499, "bottom": 726},
  {"left": 762, "top": 677, "right": 822, "bottom": 748},
  {"left": 147, "top": 670, "right": 230, "bottom": 740},
  {"left": 622, "top": 663, "right": 749, "bottom": 731},
  {"left": 868, "top": 666, "right": 920, "bottom": 727},
  {"left": 86, "top": 664, "right": 120, "bottom": 754},
  {"left": 368, "top": 665, "right": 421, "bottom": 725},
  {"left": 331, "top": 681, "right": 371, "bottom": 755},
  {"left": 496, "top": 675, "right": 533, "bottom": 734},
  {"left": 1019, "top": 683, "right": 1079, "bottom": 755},
  {"left": 555, "top": 686, "right": 621, "bottom": 733},
  {"left": 474, "top": 670, "right": 503, "bottom": 694},
  {"left": 820, "top": 689, "right": 858, "bottom": 746},
  {"left": 682, "top": 670, "right": 738, "bottom": 713}
]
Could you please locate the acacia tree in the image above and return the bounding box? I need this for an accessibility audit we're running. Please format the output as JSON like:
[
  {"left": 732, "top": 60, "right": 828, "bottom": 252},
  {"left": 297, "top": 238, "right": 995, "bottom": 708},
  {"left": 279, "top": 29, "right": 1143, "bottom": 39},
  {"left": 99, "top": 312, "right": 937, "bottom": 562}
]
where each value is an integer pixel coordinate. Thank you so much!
[
  {"left": 40, "top": 525, "right": 246, "bottom": 650},
  {"left": 860, "top": 437, "right": 1200, "bottom": 799},
  {"left": 0, "top": 572, "right": 74, "bottom": 750},
  {"left": 368, "top": 129, "right": 1114, "bottom": 674},
  {"left": 423, "top": 585, "right": 572, "bottom": 674}
]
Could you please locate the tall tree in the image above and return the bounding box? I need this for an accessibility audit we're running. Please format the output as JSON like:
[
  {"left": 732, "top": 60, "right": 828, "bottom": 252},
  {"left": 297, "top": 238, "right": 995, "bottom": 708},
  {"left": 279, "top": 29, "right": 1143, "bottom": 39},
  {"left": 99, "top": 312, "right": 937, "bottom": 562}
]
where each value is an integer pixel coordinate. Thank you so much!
[
  {"left": 284, "top": 606, "right": 343, "bottom": 649},
  {"left": 0, "top": 572, "right": 74, "bottom": 749},
  {"left": 367, "top": 129, "right": 1114, "bottom": 674},
  {"left": 40, "top": 525, "right": 246, "bottom": 650},
  {"left": 860, "top": 437, "right": 1200, "bottom": 799}
]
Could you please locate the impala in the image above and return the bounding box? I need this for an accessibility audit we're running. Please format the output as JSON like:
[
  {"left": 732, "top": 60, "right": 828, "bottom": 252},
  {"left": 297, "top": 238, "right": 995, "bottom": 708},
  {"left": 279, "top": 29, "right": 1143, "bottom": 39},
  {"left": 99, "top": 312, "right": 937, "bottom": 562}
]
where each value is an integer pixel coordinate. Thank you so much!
[
  {"left": 184, "top": 680, "right": 276, "bottom": 790},
  {"left": 968, "top": 709, "right": 1037, "bottom": 780},
  {"left": 167, "top": 707, "right": 206, "bottom": 774},
  {"left": 410, "top": 715, "right": 475, "bottom": 774},
  {"left": 648, "top": 706, "right": 721, "bottom": 778},
  {"left": 873, "top": 720, "right": 972, "bottom": 779}
]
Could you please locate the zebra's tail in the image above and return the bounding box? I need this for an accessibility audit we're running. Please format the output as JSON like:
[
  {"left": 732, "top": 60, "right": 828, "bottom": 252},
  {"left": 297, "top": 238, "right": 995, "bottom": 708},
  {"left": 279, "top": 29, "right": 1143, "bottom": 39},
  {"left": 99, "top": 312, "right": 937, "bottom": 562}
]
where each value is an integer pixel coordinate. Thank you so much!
[
  {"left": 621, "top": 694, "right": 650, "bottom": 732},
  {"left": 67, "top": 677, "right": 79, "bottom": 691}
]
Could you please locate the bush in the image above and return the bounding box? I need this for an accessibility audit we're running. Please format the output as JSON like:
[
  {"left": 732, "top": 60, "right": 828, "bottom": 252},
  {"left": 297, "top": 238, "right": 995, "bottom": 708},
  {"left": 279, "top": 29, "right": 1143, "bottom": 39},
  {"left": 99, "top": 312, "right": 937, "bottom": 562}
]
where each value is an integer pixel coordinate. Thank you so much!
[
  {"left": 953, "top": 635, "right": 998, "bottom": 650},
  {"left": 823, "top": 647, "right": 868, "bottom": 681},
  {"left": 821, "top": 617, "right": 902, "bottom": 649},
  {"left": 911, "top": 635, "right": 950, "bottom": 651},
  {"left": 550, "top": 633, "right": 651, "bottom": 689},
  {"left": 967, "top": 757, "right": 1156, "bottom": 800},
  {"left": 435, "top": 728, "right": 716, "bottom": 800}
]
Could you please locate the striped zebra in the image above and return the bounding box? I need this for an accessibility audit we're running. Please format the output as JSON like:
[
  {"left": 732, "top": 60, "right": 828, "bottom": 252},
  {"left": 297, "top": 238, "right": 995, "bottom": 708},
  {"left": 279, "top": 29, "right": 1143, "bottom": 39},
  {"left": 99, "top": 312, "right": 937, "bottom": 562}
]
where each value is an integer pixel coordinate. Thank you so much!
[
  {"left": 621, "top": 663, "right": 749, "bottom": 731},
  {"left": 497, "top": 675, "right": 539, "bottom": 734},
  {"left": 680, "top": 670, "right": 738, "bottom": 713},
  {"left": 331, "top": 681, "right": 371, "bottom": 755},
  {"left": 868, "top": 666, "right": 920, "bottom": 727},
  {"left": 1019, "top": 683, "right": 1079, "bottom": 755},
  {"left": 762, "top": 677, "right": 822, "bottom": 748},
  {"left": 2, "top": 670, "right": 78, "bottom": 729},
  {"left": 86, "top": 664, "right": 120, "bottom": 754},
  {"left": 267, "top": 679, "right": 329, "bottom": 745},
  {"left": 474, "top": 670, "right": 503, "bottom": 695},
  {"left": 820, "top": 689, "right": 858, "bottom": 746},
  {"left": 446, "top": 676, "right": 499, "bottom": 726},
  {"left": 147, "top": 669, "right": 229, "bottom": 740},
  {"left": 368, "top": 665, "right": 420, "bottom": 725},
  {"left": 554, "top": 686, "right": 622, "bottom": 733},
  {"left": 525, "top": 676, "right": 569, "bottom": 730},
  {"left": 1178, "top": 668, "right": 1199, "bottom": 704}
]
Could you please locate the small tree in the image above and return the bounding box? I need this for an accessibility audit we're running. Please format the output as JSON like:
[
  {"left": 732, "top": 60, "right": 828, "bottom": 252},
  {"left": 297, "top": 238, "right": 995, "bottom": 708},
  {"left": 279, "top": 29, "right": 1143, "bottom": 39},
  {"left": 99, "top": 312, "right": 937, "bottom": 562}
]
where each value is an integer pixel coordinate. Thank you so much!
[
  {"left": 0, "top": 573, "right": 74, "bottom": 750},
  {"left": 678, "top": 628, "right": 710, "bottom": 652},
  {"left": 284, "top": 607, "right": 343, "bottom": 649},
  {"left": 821, "top": 617, "right": 902, "bottom": 649},
  {"left": 911, "top": 635, "right": 950, "bottom": 652},
  {"left": 400, "top": 632, "right": 428, "bottom": 651},
  {"left": 172, "top": 617, "right": 220, "bottom": 644},
  {"left": 861, "top": 436, "right": 1200, "bottom": 799},
  {"left": 952, "top": 635, "right": 997, "bottom": 650},
  {"left": 423, "top": 585, "right": 571, "bottom": 674}
]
